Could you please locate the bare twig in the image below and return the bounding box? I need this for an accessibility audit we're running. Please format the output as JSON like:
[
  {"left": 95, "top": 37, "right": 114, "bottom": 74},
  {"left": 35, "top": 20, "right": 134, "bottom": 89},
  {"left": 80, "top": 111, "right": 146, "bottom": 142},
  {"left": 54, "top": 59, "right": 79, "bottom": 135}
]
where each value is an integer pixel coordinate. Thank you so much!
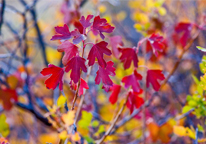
[
  {"left": 0, "top": 0, "right": 5, "bottom": 35},
  {"left": 74, "top": 66, "right": 92, "bottom": 123}
]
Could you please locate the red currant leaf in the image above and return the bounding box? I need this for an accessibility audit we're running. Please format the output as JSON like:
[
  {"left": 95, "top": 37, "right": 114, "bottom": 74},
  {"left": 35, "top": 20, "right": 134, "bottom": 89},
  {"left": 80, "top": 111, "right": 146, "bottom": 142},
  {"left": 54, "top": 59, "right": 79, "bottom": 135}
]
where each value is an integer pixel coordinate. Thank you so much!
[
  {"left": 87, "top": 41, "right": 112, "bottom": 68},
  {"left": 78, "top": 78, "right": 89, "bottom": 96},
  {"left": 69, "top": 78, "right": 89, "bottom": 96},
  {"left": 0, "top": 88, "right": 18, "bottom": 110},
  {"left": 127, "top": 90, "right": 144, "bottom": 114},
  {"left": 79, "top": 15, "right": 94, "bottom": 28},
  {"left": 119, "top": 48, "right": 138, "bottom": 69},
  {"left": 122, "top": 70, "right": 142, "bottom": 93},
  {"left": 95, "top": 61, "right": 115, "bottom": 92},
  {"left": 109, "top": 84, "right": 121, "bottom": 104},
  {"left": 147, "top": 33, "right": 166, "bottom": 57},
  {"left": 109, "top": 36, "right": 123, "bottom": 58},
  {"left": 40, "top": 64, "right": 64, "bottom": 90},
  {"left": 174, "top": 22, "right": 193, "bottom": 47},
  {"left": 92, "top": 15, "right": 115, "bottom": 39},
  {"left": 57, "top": 41, "right": 79, "bottom": 65},
  {"left": 51, "top": 24, "right": 72, "bottom": 40},
  {"left": 146, "top": 70, "right": 165, "bottom": 91},
  {"left": 74, "top": 21, "right": 84, "bottom": 34},
  {"left": 65, "top": 56, "right": 87, "bottom": 83}
]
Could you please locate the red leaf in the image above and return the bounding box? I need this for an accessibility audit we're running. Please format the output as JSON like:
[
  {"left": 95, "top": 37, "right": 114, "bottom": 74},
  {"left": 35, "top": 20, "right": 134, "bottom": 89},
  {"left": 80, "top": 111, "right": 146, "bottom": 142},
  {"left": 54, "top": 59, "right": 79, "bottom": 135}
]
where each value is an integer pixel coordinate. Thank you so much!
[
  {"left": 87, "top": 41, "right": 112, "bottom": 68},
  {"left": 0, "top": 88, "right": 18, "bottom": 110},
  {"left": 74, "top": 21, "right": 84, "bottom": 34},
  {"left": 109, "top": 84, "right": 121, "bottom": 104},
  {"left": 40, "top": 64, "right": 64, "bottom": 90},
  {"left": 57, "top": 41, "right": 79, "bottom": 65},
  {"left": 174, "top": 22, "right": 193, "bottom": 47},
  {"left": 92, "top": 16, "right": 115, "bottom": 39},
  {"left": 147, "top": 33, "right": 166, "bottom": 57},
  {"left": 79, "top": 15, "right": 94, "bottom": 28},
  {"left": 95, "top": 61, "right": 115, "bottom": 92},
  {"left": 71, "top": 29, "right": 86, "bottom": 44},
  {"left": 146, "top": 70, "right": 165, "bottom": 91},
  {"left": 109, "top": 36, "right": 123, "bottom": 58},
  {"left": 51, "top": 24, "right": 72, "bottom": 40},
  {"left": 126, "top": 90, "right": 144, "bottom": 114},
  {"left": 78, "top": 78, "right": 89, "bottom": 96},
  {"left": 119, "top": 48, "right": 138, "bottom": 69},
  {"left": 65, "top": 56, "right": 87, "bottom": 83},
  {"left": 122, "top": 70, "right": 142, "bottom": 93},
  {"left": 69, "top": 78, "right": 89, "bottom": 96}
]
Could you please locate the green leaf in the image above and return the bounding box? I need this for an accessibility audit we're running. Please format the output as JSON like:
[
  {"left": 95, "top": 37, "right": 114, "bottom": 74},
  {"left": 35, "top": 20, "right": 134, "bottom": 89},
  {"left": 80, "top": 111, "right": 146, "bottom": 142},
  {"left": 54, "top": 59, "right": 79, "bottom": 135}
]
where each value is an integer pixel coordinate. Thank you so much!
[
  {"left": 97, "top": 125, "right": 105, "bottom": 134},
  {"left": 77, "top": 111, "right": 93, "bottom": 130},
  {"left": 199, "top": 56, "right": 206, "bottom": 73},
  {"left": 188, "top": 100, "right": 197, "bottom": 107},
  {"left": 197, "top": 46, "right": 206, "bottom": 52},
  {"left": 57, "top": 95, "right": 67, "bottom": 107},
  {"left": 0, "top": 114, "right": 10, "bottom": 137},
  {"left": 197, "top": 124, "right": 204, "bottom": 132},
  {"left": 91, "top": 120, "right": 99, "bottom": 128},
  {"left": 84, "top": 136, "right": 94, "bottom": 143},
  {"left": 192, "top": 75, "right": 199, "bottom": 84},
  {"left": 182, "top": 106, "right": 193, "bottom": 114}
]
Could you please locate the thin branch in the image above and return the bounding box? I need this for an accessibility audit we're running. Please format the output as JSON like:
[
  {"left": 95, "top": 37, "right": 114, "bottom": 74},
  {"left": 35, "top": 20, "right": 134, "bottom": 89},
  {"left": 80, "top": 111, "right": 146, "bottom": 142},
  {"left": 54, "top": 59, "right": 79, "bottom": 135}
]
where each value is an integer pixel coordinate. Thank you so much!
[
  {"left": 16, "top": 102, "right": 52, "bottom": 126},
  {"left": 74, "top": 66, "right": 92, "bottom": 124},
  {"left": 96, "top": 93, "right": 129, "bottom": 144},
  {"left": 0, "top": 53, "right": 11, "bottom": 58},
  {"left": 0, "top": 0, "right": 5, "bottom": 35}
]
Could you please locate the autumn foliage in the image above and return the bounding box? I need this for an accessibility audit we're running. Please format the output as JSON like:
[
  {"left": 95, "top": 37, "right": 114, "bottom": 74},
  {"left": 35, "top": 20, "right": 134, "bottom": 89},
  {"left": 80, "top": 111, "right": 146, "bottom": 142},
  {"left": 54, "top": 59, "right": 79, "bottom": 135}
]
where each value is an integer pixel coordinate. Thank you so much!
[{"left": 1, "top": 0, "right": 206, "bottom": 144}]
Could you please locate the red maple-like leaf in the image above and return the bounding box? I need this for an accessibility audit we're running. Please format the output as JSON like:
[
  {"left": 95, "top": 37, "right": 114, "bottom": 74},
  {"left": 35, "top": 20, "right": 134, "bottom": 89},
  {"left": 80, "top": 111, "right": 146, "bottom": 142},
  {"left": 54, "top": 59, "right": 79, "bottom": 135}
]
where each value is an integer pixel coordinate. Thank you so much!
[
  {"left": 80, "top": 15, "right": 94, "bottom": 28},
  {"left": 71, "top": 29, "right": 86, "bottom": 44},
  {"left": 51, "top": 24, "right": 72, "bottom": 40},
  {"left": 65, "top": 56, "right": 87, "bottom": 83},
  {"left": 95, "top": 61, "right": 116, "bottom": 92},
  {"left": 146, "top": 33, "right": 166, "bottom": 57},
  {"left": 126, "top": 90, "right": 144, "bottom": 114},
  {"left": 122, "top": 70, "right": 142, "bottom": 93},
  {"left": 119, "top": 48, "right": 138, "bottom": 69},
  {"left": 78, "top": 78, "right": 89, "bottom": 96},
  {"left": 40, "top": 64, "right": 64, "bottom": 90},
  {"left": 174, "top": 22, "right": 193, "bottom": 47},
  {"left": 109, "top": 84, "right": 121, "bottom": 104},
  {"left": 0, "top": 88, "right": 18, "bottom": 110},
  {"left": 109, "top": 36, "right": 123, "bottom": 58},
  {"left": 87, "top": 41, "right": 112, "bottom": 68},
  {"left": 74, "top": 21, "right": 84, "bottom": 34},
  {"left": 92, "top": 16, "right": 115, "bottom": 39},
  {"left": 69, "top": 78, "right": 89, "bottom": 96},
  {"left": 57, "top": 41, "right": 79, "bottom": 65},
  {"left": 146, "top": 70, "right": 165, "bottom": 91}
]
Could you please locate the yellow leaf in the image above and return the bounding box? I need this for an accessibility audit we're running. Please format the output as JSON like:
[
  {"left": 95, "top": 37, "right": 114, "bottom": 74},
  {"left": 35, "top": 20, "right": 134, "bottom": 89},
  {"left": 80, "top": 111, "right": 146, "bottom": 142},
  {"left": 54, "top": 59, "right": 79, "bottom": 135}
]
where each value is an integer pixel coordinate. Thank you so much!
[
  {"left": 38, "top": 132, "right": 59, "bottom": 144},
  {"left": 173, "top": 126, "right": 187, "bottom": 136},
  {"left": 158, "top": 7, "right": 167, "bottom": 16},
  {"left": 46, "top": 47, "right": 62, "bottom": 64},
  {"left": 198, "top": 138, "right": 206, "bottom": 143},
  {"left": 98, "top": 4, "right": 106, "bottom": 13},
  {"left": 71, "top": 132, "right": 81, "bottom": 141},
  {"left": 59, "top": 130, "right": 69, "bottom": 139},
  {"left": 62, "top": 111, "right": 75, "bottom": 126},
  {"left": 57, "top": 95, "right": 67, "bottom": 107},
  {"left": 132, "top": 13, "right": 149, "bottom": 23},
  {"left": 116, "top": 11, "right": 127, "bottom": 22}
]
